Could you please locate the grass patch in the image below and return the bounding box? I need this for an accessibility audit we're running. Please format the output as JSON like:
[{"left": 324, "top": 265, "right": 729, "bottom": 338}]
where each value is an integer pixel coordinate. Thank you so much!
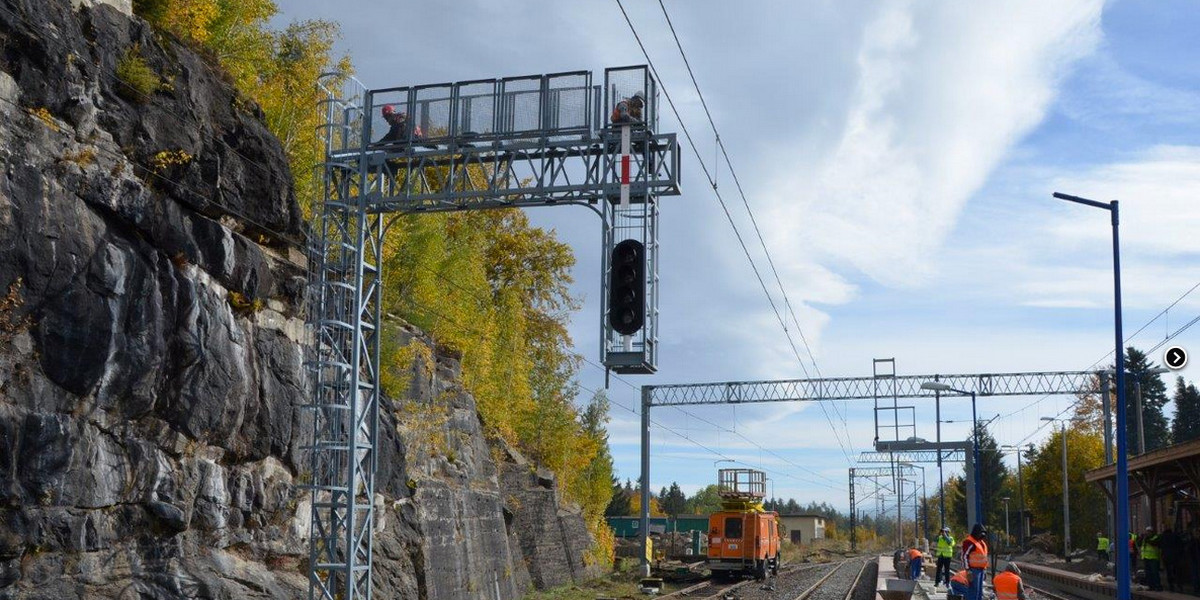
[
  {"left": 116, "top": 45, "right": 160, "bottom": 102},
  {"left": 521, "top": 576, "right": 642, "bottom": 600}
]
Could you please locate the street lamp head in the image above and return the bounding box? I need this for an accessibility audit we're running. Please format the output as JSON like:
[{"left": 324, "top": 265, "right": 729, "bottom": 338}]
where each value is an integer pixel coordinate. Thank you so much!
[
  {"left": 922, "top": 382, "right": 952, "bottom": 392},
  {"left": 1040, "top": 417, "right": 1055, "bottom": 422}
]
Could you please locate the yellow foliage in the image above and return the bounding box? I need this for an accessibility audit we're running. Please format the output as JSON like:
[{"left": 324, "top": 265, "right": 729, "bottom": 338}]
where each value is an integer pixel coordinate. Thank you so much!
[
  {"left": 152, "top": 149, "right": 193, "bottom": 173},
  {"left": 629, "top": 494, "right": 665, "bottom": 517},
  {"left": 27, "top": 108, "right": 59, "bottom": 132},
  {"left": 226, "top": 290, "right": 263, "bottom": 314},
  {"left": 162, "top": 0, "right": 220, "bottom": 42}
]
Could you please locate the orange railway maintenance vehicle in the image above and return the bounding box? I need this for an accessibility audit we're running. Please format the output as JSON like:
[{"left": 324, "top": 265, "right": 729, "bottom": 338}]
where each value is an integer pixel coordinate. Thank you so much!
[{"left": 706, "top": 468, "right": 781, "bottom": 581}]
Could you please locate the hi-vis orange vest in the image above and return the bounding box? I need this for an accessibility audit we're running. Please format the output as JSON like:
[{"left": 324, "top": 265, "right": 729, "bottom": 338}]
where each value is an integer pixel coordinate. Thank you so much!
[
  {"left": 993, "top": 571, "right": 1021, "bottom": 600},
  {"left": 951, "top": 570, "right": 971, "bottom": 586},
  {"left": 909, "top": 548, "right": 922, "bottom": 560},
  {"left": 965, "top": 536, "right": 989, "bottom": 568}
]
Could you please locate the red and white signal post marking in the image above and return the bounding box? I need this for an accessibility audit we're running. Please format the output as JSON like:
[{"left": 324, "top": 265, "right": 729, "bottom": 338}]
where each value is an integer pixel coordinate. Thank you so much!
[{"left": 620, "top": 125, "right": 631, "bottom": 207}]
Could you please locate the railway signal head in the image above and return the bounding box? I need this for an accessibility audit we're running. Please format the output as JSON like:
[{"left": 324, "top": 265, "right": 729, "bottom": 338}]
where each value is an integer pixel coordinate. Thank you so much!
[{"left": 608, "top": 239, "right": 645, "bottom": 336}]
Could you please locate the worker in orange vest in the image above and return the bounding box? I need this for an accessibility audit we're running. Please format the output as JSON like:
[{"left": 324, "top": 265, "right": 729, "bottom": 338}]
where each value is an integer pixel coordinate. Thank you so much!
[
  {"left": 948, "top": 569, "right": 971, "bottom": 599},
  {"left": 993, "top": 563, "right": 1028, "bottom": 600},
  {"left": 961, "top": 524, "right": 989, "bottom": 600},
  {"left": 907, "top": 547, "right": 923, "bottom": 580}
]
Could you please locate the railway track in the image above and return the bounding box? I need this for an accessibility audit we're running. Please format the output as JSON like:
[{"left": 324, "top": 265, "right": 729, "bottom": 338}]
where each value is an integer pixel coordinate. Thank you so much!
[{"left": 662, "top": 557, "right": 874, "bottom": 600}]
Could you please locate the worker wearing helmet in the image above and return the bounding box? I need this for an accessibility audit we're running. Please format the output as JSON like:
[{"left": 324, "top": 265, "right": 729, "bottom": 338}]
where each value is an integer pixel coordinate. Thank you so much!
[
  {"left": 610, "top": 90, "right": 646, "bottom": 125},
  {"left": 993, "top": 564, "right": 1028, "bottom": 600},
  {"left": 378, "top": 104, "right": 423, "bottom": 144}
]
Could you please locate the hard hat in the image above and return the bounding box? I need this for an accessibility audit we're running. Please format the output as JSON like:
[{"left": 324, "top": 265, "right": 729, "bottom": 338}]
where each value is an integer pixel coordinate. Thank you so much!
[
  {"left": 631, "top": 91, "right": 646, "bottom": 103},
  {"left": 1146, "top": 526, "right": 1153, "bottom": 531},
  {"left": 381, "top": 104, "right": 394, "bottom": 117},
  {"left": 942, "top": 526, "right": 951, "bottom": 532},
  {"left": 1006, "top": 564, "right": 1021, "bottom": 575}
]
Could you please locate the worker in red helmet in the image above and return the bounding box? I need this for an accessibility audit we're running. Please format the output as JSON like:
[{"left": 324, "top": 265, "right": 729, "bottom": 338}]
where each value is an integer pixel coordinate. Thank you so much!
[
  {"left": 378, "top": 104, "right": 422, "bottom": 144},
  {"left": 610, "top": 90, "right": 645, "bottom": 125}
]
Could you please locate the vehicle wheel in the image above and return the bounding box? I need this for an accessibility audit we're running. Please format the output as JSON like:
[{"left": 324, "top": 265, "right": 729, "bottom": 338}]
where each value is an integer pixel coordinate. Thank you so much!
[{"left": 711, "top": 569, "right": 727, "bottom": 583}]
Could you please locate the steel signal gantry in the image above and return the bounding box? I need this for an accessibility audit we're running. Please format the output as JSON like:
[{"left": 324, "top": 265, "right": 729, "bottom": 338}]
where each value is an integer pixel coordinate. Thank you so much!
[{"left": 307, "top": 66, "right": 681, "bottom": 600}]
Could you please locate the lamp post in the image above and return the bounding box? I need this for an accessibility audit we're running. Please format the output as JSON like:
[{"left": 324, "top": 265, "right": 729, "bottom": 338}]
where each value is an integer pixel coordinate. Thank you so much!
[
  {"left": 1043, "top": 417, "right": 1083, "bottom": 562},
  {"left": 1001, "top": 444, "right": 1027, "bottom": 548},
  {"left": 1053, "top": 191, "right": 1129, "bottom": 600},
  {"left": 1001, "top": 497, "right": 1011, "bottom": 549},
  {"left": 922, "top": 382, "right": 982, "bottom": 528}
]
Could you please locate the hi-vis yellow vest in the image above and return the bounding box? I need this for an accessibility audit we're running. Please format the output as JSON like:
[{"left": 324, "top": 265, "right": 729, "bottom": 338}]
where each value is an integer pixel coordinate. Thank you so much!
[{"left": 937, "top": 535, "right": 956, "bottom": 558}]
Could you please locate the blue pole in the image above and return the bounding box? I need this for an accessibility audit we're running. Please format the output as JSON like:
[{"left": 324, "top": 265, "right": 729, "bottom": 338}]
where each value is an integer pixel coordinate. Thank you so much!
[
  {"left": 1053, "top": 193, "right": 1126, "bottom": 598},
  {"left": 972, "top": 391, "right": 983, "bottom": 526},
  {"left": 1111, "top": 201, "right": 1130, "bottom": 600}
]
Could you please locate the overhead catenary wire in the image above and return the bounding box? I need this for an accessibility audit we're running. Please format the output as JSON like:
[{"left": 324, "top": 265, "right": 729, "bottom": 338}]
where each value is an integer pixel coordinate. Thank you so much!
[
  {"left": 614, "top": 0, "right": 857, "bottom": 466},
  {"left": 654, "top": 0, "right": 849, "bottom": 432},
  {"left": 403, "top": 291, "right": 845, "bottom": 492},
  {"left": 405, "top": 258, "right": 844, "bottom": 488},
  {"left": 996, "top": 277, "right": 1200, "bottom": 431}
]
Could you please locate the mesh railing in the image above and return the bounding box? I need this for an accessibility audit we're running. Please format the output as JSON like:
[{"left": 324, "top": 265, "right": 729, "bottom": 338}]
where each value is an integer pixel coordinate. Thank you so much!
[
  {"left": 362, "top": 68, "right": 634, "bottom": 146},
  {"left": 499, "top": 75, "right": 542, "bottom": 136},
  {"left": 414, "top": 84, "right": 454, "bottom": 142},
  {"left": 455, "top": 79, "right": 497, "bottom": 138},
  {"left": 604, "top": 65, "right": 655, "bottom": 130},
  {"left": 545, "top": 71, "right": 591, "bottom": 134}
]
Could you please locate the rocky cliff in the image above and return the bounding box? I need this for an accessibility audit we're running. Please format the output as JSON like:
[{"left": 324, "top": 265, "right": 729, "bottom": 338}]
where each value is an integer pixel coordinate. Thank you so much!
[{"left": 0, "top": 1, "right": 594, "bottom": 598}]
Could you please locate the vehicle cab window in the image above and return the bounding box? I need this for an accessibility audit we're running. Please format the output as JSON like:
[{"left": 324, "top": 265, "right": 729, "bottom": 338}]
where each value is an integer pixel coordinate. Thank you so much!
[{"left": 725, "top": 517, "right": 743, "bottom": 539}]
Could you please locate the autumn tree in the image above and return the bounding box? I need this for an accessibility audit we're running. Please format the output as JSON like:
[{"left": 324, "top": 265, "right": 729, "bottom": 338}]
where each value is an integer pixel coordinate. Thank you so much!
[
  {"left": 1024, "top": 427, "right": 1106, "bottom": 554},
  {"left": 630, "top": 492, "right": 665, "bottom": 518},
  {"left": 133, "top": 0, "right": 348, "bottom": 215}
]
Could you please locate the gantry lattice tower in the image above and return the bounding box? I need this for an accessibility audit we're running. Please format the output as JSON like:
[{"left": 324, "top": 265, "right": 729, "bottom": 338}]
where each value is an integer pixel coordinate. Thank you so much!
[{"left": 306, "top": 66, "right": 681, "bottom": 599}]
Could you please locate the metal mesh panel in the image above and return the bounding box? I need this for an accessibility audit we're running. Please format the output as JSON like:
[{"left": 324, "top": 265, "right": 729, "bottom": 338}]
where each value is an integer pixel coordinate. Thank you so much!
[
  {"left": 414, "top": 84, "right": 454, "bottom": 141},
  {"left": 605, "top": 66, "right": 653, "bottom": 130},
  {"left": 318, "top": 74, "right": 369, "bottom": 154},
  {"left": 454, "top": 80, "right": 497, "bottom": 137},
  {"left": 499, "top": 76, "right": 542, "bottom": 135},
  {"left": 368, "top": 88, "right": 413, "bottom": 147},
  {"left": 544, "top": 72, "right": 590, "bottom": 133}
]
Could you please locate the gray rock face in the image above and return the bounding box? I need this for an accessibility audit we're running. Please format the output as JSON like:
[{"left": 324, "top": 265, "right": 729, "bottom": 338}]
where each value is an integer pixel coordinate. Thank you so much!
[{"left": 0, "top": 2, "right": 599, "bottom": 598}]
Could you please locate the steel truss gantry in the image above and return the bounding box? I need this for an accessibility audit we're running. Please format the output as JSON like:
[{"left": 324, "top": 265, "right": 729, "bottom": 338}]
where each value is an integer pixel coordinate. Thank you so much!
[
  {"left": 850, "top": 465, "right": 924, "bottom": 550},
  {"left": 307, "top": 66, "right": 680, "bottom": 600},
  {"left": 638, "top": 367, "right": 1104, "bottom": 572},
  {"left": 644, "top": 370, "right": 1103, "bottom": 406}
]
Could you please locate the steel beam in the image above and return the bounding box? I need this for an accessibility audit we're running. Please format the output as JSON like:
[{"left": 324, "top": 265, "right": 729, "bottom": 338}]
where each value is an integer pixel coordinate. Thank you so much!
[{"left": 645, "top": 370, "right": 1102, "bottom": 406}]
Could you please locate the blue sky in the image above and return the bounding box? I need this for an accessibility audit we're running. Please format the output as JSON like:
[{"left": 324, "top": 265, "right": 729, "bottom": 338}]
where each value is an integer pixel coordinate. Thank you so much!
[{"left": 274, "top": 1, "right": 1200, "bottom": 512}]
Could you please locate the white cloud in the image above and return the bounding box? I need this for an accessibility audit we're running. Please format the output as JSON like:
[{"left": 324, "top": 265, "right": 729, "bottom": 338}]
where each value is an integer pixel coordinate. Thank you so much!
[
  {"left": 936, "top": 145, "right": 1200, "bottom": 313},
  {"left": 760, "top": 0, "right": 1103, "bottom": 290}
]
